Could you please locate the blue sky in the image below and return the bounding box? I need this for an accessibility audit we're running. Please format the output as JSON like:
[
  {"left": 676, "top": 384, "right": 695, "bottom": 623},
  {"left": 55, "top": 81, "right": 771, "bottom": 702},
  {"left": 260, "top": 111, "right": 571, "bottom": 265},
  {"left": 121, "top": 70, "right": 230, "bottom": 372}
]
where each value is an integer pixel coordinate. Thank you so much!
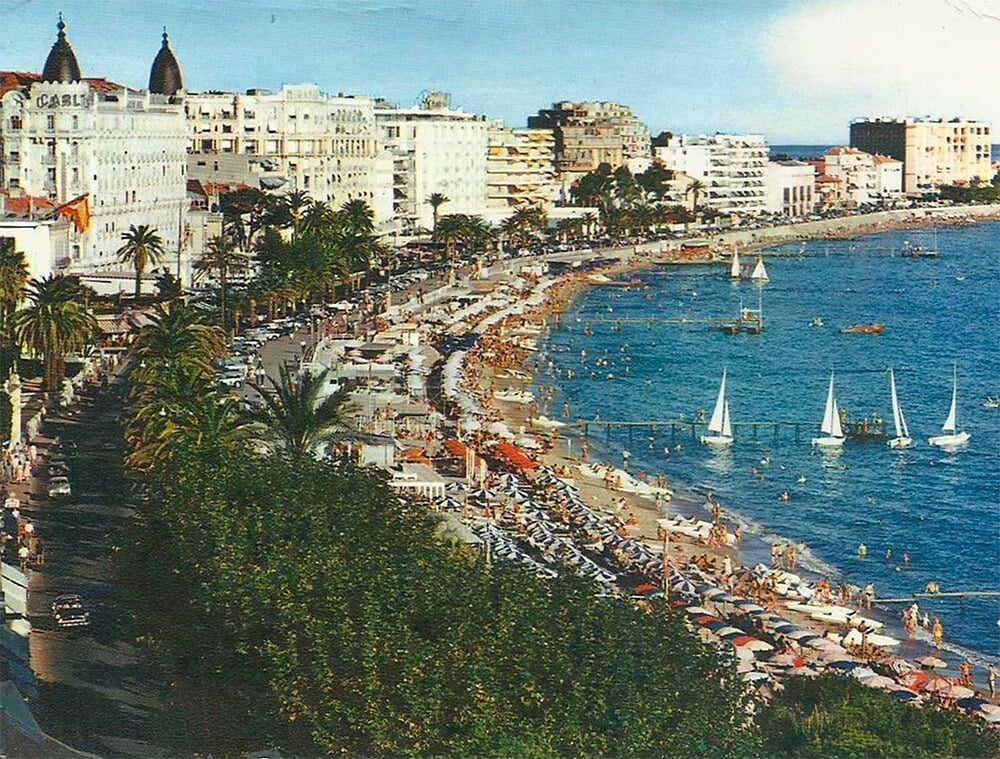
[{"left": 2, "top": 0, "right": 997, "bottom": 143}]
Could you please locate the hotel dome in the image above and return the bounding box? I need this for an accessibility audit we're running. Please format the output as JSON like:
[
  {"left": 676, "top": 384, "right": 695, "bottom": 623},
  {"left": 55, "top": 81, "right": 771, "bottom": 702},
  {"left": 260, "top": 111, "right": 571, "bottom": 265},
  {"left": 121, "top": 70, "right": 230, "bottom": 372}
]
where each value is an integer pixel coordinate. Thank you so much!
[{"left": 41, "top": 15, "right": 82, "bottom": 83}]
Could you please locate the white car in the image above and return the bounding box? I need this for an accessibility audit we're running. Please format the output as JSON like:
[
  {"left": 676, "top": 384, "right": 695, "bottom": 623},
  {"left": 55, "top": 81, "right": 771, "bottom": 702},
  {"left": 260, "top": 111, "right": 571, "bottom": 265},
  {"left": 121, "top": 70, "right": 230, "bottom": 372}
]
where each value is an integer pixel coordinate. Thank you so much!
[
  {"left": 48, "top": 476, "right": 72, "bottom": 498},
  {"left": 217, "top": 372, "right": 244, "bottom": 389}
]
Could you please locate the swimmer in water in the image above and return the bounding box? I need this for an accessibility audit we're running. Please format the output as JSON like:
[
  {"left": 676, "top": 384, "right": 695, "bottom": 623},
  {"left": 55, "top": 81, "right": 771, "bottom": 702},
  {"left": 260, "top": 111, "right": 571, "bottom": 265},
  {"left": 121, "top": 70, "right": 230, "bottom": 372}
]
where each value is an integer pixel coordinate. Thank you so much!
[
  {"left": 858, "top": 542, "right": 867, "bottom": 557},
  {"left": 780, "top": 491, "right": 790, "bottom": 503}
]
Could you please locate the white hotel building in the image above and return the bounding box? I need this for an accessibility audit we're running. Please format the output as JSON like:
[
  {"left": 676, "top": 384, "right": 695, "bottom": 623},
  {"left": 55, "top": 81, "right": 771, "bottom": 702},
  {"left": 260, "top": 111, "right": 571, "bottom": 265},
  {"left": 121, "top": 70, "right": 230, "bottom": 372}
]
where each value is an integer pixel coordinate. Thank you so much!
[
  {"left": 185, "top": 85, "right": 393, "bottom": 229},
  {"left": 376, "top": 93, "right": 489, "bottom": 233},
  {"left": 653, "top": 133, "right": 769, "bottom": 215},
  {"left": 0, "top": 19, "right": 189, "bottom": 279}
]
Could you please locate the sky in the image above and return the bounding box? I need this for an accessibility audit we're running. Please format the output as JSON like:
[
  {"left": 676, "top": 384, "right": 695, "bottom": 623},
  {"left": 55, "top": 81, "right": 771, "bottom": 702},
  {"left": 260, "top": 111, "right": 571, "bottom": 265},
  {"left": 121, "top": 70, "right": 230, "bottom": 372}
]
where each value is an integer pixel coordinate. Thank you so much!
[{"left": 1, "top": 0, "right": 998, "bottom": 143}]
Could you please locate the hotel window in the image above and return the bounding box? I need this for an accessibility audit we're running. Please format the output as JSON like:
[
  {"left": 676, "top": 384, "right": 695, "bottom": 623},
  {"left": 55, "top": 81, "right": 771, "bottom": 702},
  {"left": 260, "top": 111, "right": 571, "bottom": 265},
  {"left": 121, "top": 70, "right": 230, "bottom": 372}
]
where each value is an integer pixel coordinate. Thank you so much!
[
  {"left": 9, "top": 116, "right": 22, "bottom": 130},
  {"left": 46, "top": 114, "right": 55, "bottom": 130},
  {"left": 72, "top": 115, "right": 78, "bottom": 129}
]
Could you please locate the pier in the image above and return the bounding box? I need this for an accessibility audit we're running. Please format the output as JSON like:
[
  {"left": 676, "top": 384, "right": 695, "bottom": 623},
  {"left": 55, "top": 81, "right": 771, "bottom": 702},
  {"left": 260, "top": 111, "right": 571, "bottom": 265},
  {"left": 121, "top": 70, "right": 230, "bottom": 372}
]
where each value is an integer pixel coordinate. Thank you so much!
[
  {"left": 876, "top": 591, "right": 1000, "bottom": 604},
  {"left": 577, "top": 418, "right": 817, "bottom": 443}
]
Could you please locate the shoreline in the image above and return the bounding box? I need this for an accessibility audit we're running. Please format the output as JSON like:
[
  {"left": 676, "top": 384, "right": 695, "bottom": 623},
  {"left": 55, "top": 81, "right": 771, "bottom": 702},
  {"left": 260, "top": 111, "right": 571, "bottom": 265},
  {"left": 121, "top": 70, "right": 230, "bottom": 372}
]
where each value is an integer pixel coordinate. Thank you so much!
[{"left": 454, "top": 212, "right": 1000, "bottom": 705}]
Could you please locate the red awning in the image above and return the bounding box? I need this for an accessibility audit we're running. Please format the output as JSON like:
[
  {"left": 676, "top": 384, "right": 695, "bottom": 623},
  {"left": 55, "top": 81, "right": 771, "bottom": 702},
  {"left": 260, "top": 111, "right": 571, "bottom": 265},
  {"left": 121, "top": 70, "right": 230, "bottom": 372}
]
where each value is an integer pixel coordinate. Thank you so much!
[
  {"left": 493, "top": 441, "right": 537, "bottom": 470},
  {"left": 442, "top": 439, "right": 468, "bottom": 458}
]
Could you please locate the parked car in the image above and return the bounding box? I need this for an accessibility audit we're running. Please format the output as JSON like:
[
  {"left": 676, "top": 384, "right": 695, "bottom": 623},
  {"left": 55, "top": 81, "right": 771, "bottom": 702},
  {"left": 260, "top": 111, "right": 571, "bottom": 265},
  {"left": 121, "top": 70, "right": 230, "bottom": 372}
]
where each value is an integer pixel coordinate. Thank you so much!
[
  {"left": 217, "top": 371, "right": 244, "bottom": 389},
  {"left": 47, "top": 461, "right": 70, "bottom": 477},
  {"left": 48, "top": 476, "right": 71, "bottom": 499},
  {"left": 52, "top": 594, "right": 90, "bottom": 628}
]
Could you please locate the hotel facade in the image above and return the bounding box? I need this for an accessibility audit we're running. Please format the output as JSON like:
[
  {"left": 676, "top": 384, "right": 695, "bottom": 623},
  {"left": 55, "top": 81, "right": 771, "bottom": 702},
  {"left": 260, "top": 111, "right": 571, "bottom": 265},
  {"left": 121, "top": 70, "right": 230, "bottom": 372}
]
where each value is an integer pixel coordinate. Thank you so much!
[{"left": 0, "top": 20, "right": 189, "bottom": 279}]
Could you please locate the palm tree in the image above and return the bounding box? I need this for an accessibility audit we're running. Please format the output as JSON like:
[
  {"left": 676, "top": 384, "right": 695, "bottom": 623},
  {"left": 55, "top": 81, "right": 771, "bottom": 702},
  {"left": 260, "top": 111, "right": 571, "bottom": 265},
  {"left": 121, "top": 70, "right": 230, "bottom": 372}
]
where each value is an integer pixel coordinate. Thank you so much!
[
  {"left": 128, "top": 301, "right": 226, "bottom": 390},
  {"left": 285, "top": 191, "right": 312, "bottom": 239},
  {"left": 338, "top": 199, "right": 376, "bottom": 236},
  {"left": 300, "top": 200, "right": 334, "bottom": 239},
  {"left": 686, "top": 179, "right": 706, "bottom": 216},
  {"left": 250, "top": 365, "right": 354, "bottom": 459},
  {"left": 194, "top": 236, "right": 249, "bottom": 332},
  {"left": 0, "top": 240, "right": 29, "bottom": 375},
  {"left": 14, "top": 275, "right": 96, "bottom": 392},
  {"left": 434, "top": 214, "right": 467, "bottom": 263},
  {"left": 581, "top": 212, "right": 598, "bottom": 238},
  {"left": 426, "top": 193, "right": 449, "bottom": 236},
  {"left": 116, "top": 224, "right": 166, "bottom": 300}
]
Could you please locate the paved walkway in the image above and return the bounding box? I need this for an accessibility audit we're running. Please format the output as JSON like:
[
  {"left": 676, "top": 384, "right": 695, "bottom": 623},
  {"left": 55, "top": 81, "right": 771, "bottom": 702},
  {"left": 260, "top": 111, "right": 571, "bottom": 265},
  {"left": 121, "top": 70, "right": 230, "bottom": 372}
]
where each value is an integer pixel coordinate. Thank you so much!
[{"left": 18, "top": 380, "right": 171, "bottom": 758}]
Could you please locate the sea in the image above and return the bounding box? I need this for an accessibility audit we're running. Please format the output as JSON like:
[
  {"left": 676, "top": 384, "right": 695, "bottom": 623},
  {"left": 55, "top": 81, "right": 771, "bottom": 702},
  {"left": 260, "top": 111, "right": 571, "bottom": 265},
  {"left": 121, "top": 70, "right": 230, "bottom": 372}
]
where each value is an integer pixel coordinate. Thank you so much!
[
  {"left": 538, "top": 221, "right": 1000, "bottom": 669},
  {"left": 770, "top": 144, "right": 1000, "bottom": 162}
]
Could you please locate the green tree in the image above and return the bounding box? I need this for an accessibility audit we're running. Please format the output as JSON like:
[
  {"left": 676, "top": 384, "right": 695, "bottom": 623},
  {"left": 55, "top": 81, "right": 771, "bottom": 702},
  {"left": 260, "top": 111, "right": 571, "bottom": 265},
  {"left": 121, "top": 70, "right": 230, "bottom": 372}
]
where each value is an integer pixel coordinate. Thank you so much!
[
  {"left": 116, "top": 224, "right": 166, "bottom": 300},
  {"left": 0, "top": 239, "right": 29, "bottom": 374},
  {"left": 154, "top": 271, "right": 182, "bottom": 301},
  {"left": 194, "top": 235, "right": 249, "bottom": 332},
  {"left": 250, "top": 365, "right": 354, "bottom": 459},
  {"left": 426, "top": 192, "right": 449, "bottom": 236},
  {"left": 687, "top": 179, "right": 706, "bottom": 215},
  {"left": 14, "top": 275, "right": 96, "bottom": 392}
]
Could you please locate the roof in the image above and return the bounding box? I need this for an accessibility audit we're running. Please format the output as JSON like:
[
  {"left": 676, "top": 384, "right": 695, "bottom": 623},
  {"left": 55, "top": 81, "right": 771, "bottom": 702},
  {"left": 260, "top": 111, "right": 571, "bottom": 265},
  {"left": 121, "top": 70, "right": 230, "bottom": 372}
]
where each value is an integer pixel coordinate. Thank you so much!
[
  {"left": 0, "top": 70, "right": 126, "bottom": 97},
  {"left": 872, "top": 154, "right": 901, "bottom": 165},
  {"left": 148, "top": 31, "right": 183, "bottom": 96},
  {"left": 816, "top": 174, "right": 843, "bottom": 184},
  {"left": 0, "top": 192, "right": 55, "bottom": 218},
  {"left": 42, "top": 16, "right": 81, "bottom": 83}
]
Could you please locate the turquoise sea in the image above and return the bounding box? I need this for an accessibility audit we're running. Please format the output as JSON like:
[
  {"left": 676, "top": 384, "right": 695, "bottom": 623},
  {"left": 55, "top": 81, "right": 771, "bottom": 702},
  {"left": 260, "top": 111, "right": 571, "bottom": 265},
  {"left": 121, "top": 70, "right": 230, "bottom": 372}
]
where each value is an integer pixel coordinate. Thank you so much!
[{"left": 539, "top": 222, "right": 1000, "bottom": 667}]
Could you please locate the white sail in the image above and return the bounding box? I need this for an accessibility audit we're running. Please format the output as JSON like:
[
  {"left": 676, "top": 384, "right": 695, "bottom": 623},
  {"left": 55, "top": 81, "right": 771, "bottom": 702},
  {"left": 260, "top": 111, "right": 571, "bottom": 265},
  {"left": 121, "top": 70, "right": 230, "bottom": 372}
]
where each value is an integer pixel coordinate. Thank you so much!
[
  {"left": 899, "top": 404, "right": 910, "bottom": 439},
  {"left": 831, "top": 399, "right": 844, "bottom": 439},
  {"left": 820, "top": 373, "right": 836, "bottom": 435},
  {"left": 751, "top": 257, "right": 769, "bottom": 281},
  {"left": 721, "top": 401, "right": 732, "bottom": 439},
  {"left": 708, "top": 369, "right": 728, "bottom": 434},
  {"left": 889, "top": 369, "right": 903, "bottom": 439},
  {"left": 942, "top": 366, "right": 957, "bottom": 433},
  {"left": 730, "top": 249, "right": 741, "bottom": 278}
]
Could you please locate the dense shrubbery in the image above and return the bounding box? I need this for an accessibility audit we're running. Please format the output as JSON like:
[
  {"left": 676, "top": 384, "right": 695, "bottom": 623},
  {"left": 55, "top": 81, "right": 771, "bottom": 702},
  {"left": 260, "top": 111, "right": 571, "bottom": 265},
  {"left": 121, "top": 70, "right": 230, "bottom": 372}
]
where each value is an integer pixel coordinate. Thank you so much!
[
  {"left": 119, "top": 447, "right": 759, "bottom": 757},
  {"left": 759, "top": 674, "right": 998, "bottom": 758}
]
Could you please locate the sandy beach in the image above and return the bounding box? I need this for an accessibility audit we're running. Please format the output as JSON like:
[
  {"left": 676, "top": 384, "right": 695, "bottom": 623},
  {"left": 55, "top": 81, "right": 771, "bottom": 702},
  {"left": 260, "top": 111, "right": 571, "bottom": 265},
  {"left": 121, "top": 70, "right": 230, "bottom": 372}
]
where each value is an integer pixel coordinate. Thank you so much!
[{"left": 434, "top": 208, "right": 1000, "bottom": 716}]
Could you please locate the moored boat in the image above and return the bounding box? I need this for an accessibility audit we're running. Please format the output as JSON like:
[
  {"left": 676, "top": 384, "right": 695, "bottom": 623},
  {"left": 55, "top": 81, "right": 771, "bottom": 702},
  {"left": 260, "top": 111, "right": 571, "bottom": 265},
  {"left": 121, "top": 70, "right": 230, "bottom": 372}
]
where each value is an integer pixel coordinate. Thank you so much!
[
  {"left": 840, "top": 324, "right": 885, "bottom": 335},
  {"left": 811, "top": 372, "right": 845, "bottom": 448},
  {"left": 700, "top": 368, "right": 734, "bottom": 447},
  {"left": 886, "top": 368, "right": 913, "bottom": 449}
]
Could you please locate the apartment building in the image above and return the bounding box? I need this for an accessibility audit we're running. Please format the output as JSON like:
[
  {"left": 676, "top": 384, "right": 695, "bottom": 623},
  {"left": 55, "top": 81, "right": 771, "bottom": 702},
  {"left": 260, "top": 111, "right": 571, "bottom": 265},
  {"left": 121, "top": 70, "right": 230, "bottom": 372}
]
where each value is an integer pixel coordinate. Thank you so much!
[
  {"left": 822, "top": 147, "right": 902, "bottom": 207},
  {"left": 653, "top": 134, "right": 769, "bottom": 215},
  {"left": 376, "top": 93, "right": 489, "bottom": 232},
  {"left": 0, "top": 20, "right": 189, "bottom": 277},
  {"left": 850, "top": 117, "right": 992, "bottom": 194},
  {"left": 486, "top": 123, "right": 557, "bottom": 212},
  {"left": 527, "top": 101, "right": 650, "bottom": 181},
  {"left": 764, "top": 160, "right": 816, "bottom": 217},
  {"left": 185, "top": 84, "right": 393, "bottom": 228}
]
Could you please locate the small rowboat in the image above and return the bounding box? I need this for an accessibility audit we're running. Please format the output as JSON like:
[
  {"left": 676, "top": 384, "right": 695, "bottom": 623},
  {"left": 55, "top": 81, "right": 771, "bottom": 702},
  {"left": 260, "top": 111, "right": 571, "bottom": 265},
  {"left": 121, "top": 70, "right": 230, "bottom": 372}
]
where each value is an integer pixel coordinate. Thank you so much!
[{"left": 840, "top": 324, "right": 885, "bottom": 335}]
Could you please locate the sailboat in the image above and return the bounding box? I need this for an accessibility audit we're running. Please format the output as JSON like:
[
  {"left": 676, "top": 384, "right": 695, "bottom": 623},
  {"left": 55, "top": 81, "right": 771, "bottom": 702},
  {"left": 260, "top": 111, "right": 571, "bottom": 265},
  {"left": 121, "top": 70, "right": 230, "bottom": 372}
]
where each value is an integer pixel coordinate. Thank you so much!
[
  {"left": 928, "top": 365, "right": 970, "bottom": 448},
  {"left": 730, "top": 247, "right": 741, "bottom": 279},
  {"left": 811, "top": 372, "right": 845, "bottom": 447},
  {"left": 700, "top": 369, "right": 734, "bottom": 447},
  {"left": 886, "top": 368, "right": 912, "bottom": 449},
  {"left": 750, "top": 256, "right": 769, "bottom": 282}
]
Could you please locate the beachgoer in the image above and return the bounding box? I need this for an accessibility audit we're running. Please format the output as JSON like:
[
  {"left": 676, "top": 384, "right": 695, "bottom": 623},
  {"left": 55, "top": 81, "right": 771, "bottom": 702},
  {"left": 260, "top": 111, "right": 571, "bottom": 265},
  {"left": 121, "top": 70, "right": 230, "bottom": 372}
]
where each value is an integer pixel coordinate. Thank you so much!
[
  {"left": 959, "top": 660, "right": 973, "bottom": 687},
  {"left": 734, "top": 525, "right": 742, "bottom": 545},
  {"left": 780, "top": 491, "right": 790, "bottom": 503},
  {"left": 858, "top": 542, "right": 867, "bottom": 558},
  {"left": 989, "top": 664, "right": 997, "bottom": 698},
  {"left": 863, "top": 582, "right": 874, "bottom": 609},
  {"left": 932, "top": 618, "right": 943, "bottom": 647},
  {"left": 902, "top": 552, "right": 910, "bottom": 566},
  {"left": 922, "top": 613, "right": 931, "bottom": 630},
  {"left": 885, "top": 547, "right": 891, "bottom": 563}
]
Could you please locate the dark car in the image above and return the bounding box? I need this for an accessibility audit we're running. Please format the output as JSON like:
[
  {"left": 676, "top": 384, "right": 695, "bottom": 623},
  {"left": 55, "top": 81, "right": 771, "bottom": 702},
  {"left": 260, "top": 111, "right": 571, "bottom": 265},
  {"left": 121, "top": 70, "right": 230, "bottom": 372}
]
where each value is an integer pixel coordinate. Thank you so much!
[
  {"left": 52, "top": 594, "right": 91, "bottom": 628},
  {"left": 47, "top": 461, "right": 70, "bottom": 477}
]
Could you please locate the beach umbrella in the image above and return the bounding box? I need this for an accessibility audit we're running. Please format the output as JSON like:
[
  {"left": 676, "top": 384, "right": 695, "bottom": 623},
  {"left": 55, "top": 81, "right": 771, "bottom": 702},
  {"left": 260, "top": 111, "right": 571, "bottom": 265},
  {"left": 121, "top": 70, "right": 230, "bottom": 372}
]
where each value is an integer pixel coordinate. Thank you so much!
[
  {"left": 693, "top": 615, "right": 724, "bottom": 626},
  {"left": 716, "top": 627, "right": 746, "bottom": 638},
  {"left": 743, "top": 639, "right": 774, "bottom": 653},
  {"left": 979, "top": 711, "right": 1000, "bottom": 723},
  {"left": 943, "top": 684, "right": 975, "bottom": 700},
  {"left": 730, "top": 635, "right": 758, "bottom": 647},
  {"left": 956, "top": 697, "right": 987, "bottom": 712},
  {"left": 825, "top": 660, "right": 859, "bottom": 673},
  {"left": 684, "top": 606, "right": 713, "bottom": 616},
  {"left": 741, "top": 671, "right": 770, "bottom": 683},
  {"left": 785, "top": 629, "right": 815, "bottom": 641},
  {"left": 704, "top": 620, "right": 730, "bottom": 631},
  {"left": 900, "top": 670, "right": 929, "bottom": 689},
  {"left": 702, "top": 587, "right": 728, "bottom": 600},
  {"left": 769, "top": 653, "right": 802, "bottom": 668},
  {"left": 889, "top": 689, "right": 919, "bottom": 702},
  {"left": 673, "top": 580, "right": 698, "bottom": 596},
  {"left": 772, "top": 623, "right": 799, "bottom": 634},
  {"left": 922, "top": 676, "right": 956, "bottom": 693},
  {"left": 788, "top": 666, "right": 820, "bottom": 678},
  {"left": 850, "top": 666, "right": 878, "bottom": 681},
  {"left": 695, "top": 583, "right": 718, "bottom": 595},
  {"left": 459, "top": 417, "right": 481, "bottom": 431},
  {"left": 734, "top": 602, "right": 766, "bottom": 614},
  {"left": 917, "top": 655, "right": 947, "bottom": 669},
  {"left": 858, "top": 674, "right": 897, "bottom": 689},
  {"left": 445, "top": 481, "right": 470, "bottom": 492}
]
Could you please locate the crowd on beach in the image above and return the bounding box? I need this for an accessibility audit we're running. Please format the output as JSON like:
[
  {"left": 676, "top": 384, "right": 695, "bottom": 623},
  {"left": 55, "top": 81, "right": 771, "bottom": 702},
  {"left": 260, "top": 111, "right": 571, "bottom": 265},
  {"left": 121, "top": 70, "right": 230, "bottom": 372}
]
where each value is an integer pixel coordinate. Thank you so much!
[{"left": 420, "top": 249, "right": 1000, "bottom": 724}]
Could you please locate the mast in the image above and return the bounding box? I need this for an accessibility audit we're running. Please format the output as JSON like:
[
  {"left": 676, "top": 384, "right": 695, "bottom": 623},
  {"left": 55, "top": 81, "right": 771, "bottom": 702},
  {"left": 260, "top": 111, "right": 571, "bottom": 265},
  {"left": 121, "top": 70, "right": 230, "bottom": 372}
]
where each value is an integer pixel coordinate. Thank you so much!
[
  {"left": 821, "top": 373, "right": 836, "bottom": 435},
  {"left": 889, "top": 369, "right": 903, "bottom": 439},
  {"left": 942, "top": 365, "right": 957, "bottom": 433},
  {"left": 708, "top": 368, "right": 727, "bottom": 434}
]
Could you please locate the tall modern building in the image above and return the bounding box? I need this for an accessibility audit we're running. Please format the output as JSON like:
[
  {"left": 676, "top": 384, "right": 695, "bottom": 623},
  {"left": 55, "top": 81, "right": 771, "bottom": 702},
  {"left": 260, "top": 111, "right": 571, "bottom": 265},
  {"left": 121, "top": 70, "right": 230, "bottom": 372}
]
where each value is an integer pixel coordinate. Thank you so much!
[
  {"left": 850, "top": 117, "right": 992, "bottom": 194},
  {"left": 486, "top": 123, "right": 557, "bottom": 212},
  {"left": 185, "top": 85, "right": 394, "bottom": 230},
  {"left": 653, "top": 134, "right": 769, "bottom": 215},
  {"left": 527, "top": 101, "right": 651, "bottom": 182},
  {"left": 376, "top": 93, "right": 489, "bottom": 233},
  {"left": 0, "top": 18, "right": 189, "bottom": 280}
]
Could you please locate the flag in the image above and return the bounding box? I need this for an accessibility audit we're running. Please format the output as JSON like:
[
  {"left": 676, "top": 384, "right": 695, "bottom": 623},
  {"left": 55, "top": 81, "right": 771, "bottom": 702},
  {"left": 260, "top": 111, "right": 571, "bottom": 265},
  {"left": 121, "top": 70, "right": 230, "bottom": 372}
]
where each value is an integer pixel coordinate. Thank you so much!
[{"left": 55, "top": 194, "right": 91, "bottom": 234}]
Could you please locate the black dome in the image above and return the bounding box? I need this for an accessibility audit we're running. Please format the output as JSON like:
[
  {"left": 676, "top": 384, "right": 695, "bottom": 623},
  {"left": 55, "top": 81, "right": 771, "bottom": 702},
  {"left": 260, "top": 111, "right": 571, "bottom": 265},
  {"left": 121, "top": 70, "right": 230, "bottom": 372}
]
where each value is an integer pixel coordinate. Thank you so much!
[
  {"left": 149, "top": 30, "right": 183, "bottom": 96},
  {"left": 42, "top": 15, "right": 82, "bottom": 83}
]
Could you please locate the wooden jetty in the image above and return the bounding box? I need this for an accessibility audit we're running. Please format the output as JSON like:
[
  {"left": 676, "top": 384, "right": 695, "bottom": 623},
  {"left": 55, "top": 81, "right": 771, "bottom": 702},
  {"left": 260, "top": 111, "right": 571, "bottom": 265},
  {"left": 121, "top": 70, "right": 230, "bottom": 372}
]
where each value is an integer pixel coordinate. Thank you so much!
[
  {"left": 577, "top": 418, "right": 816, "bottom": 443},
  {"left": 877, "top": 591, "right": 1000, "bottom": 604}
]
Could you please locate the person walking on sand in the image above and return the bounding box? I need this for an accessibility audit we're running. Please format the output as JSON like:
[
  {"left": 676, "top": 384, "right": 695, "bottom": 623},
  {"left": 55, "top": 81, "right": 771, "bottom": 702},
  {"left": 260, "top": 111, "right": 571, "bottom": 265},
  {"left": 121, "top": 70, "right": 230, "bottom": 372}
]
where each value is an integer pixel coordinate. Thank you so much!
[
  {"left": 863, "top": 581, "right": 874, "bottom": 610},
  {"left": 989, "top": 664, "right": 997, "bottom": 699}
]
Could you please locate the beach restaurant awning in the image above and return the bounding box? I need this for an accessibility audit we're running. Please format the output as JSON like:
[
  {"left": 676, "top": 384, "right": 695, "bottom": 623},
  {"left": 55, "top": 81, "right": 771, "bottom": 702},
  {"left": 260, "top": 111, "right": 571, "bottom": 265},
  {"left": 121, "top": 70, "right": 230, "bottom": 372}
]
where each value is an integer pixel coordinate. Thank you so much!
[
  {"left": 442, "top": 439, "right": 468, "bottom": 459},
  {"left": 492, "top": 441, "right": 537, "bottom": 470}
]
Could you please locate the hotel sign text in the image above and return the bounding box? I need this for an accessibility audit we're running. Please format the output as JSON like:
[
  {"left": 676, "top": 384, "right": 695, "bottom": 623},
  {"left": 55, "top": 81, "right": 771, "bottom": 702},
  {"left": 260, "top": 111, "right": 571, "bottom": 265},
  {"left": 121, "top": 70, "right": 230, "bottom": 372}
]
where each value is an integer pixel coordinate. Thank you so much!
[{"left": 35, "top": 93, "right": 94, "bottom": 109}]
